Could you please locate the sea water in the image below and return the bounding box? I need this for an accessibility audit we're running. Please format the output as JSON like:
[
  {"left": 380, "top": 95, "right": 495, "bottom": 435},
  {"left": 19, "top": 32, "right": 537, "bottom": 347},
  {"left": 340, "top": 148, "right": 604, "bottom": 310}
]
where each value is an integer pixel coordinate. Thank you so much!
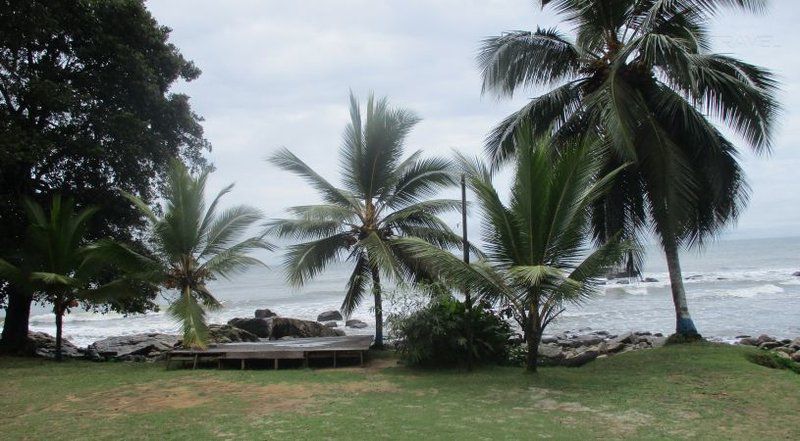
[{"left": 9, "top": 236, "right": 800, "bottom": 347}]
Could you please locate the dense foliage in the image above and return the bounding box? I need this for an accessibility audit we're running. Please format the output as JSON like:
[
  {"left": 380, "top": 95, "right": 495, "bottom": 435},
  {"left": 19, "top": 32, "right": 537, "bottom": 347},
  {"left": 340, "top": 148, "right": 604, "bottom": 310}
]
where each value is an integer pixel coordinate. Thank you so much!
[
  {"left": 391, "top": 295, "right": 512, "bottom": 367},
  {"left": 0, "top": 0, "right": 209, "bottom": 351}
]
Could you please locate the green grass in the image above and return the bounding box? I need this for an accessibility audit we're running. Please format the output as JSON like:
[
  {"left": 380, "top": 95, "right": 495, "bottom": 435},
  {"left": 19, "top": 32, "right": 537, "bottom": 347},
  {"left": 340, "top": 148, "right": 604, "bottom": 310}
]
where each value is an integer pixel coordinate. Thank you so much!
[{"left": 2, "top": 343, "right": 799, "bottom": 440}]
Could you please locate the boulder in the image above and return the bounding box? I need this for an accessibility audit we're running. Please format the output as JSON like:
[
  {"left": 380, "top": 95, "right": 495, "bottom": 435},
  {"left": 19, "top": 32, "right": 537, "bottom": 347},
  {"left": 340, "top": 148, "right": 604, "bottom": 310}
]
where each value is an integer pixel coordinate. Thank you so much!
[
  {"left": 208, "top": 324, "right": 260, "bottom": 343},
  {"left": 323, "top": 321, "right": 339, "bottom": 328},
  {"left": 540, "top": 335, "right": 558, "bottom": 344},
  {"left": 562, "top": 334, "right": 604, "bottom": 348},
  {"left": 332, "top": 328, "right": 347, "bottom": 337},
  {"left": 561, "top": 350, "right": 599, "bottom": 367},
  {"left": 26, "top": 331, "right": 83, "bottom": 359},
  {"left": 269, "top": 317, "right": 339, "bottom": 339},
  {"left": 603, "top": 340, "right": 626, "bottom": 354},
  {"left": 610, "top": 331, "right": 634, "bottom": 345},
  {"left": 227, "top": 317, "right": 271, "bottom": 338},
  {"left": 643, "top": 277, "right": 659, "bottom": 283},
  {"left": 255, "top": 309, "right": 277, "bottom": 319},
  {"left": 789, "top": 338, "right": 800, "bottom": 350},
  {"left": 536, "top": 344, "right": 565, "bottom": 363},
  {"left": 647, "top": 336, "right": 668, "bottom": 348},
  {"left": 757, "top": 334, "right": 776, "bottom": 344},
  {"left": 86, "top": 333, "right": 178, "bottom": 361},
  {"left": 758, "top": 341, "right": 783, "bottom": 350},
  {"left": 738, "top": 337, "right": 759, "bottom": 346},
  {"left": 792, "top": 352, "right": 800, "bottom": 363},
  {"left": 317, "top": 310, "right": 343, "bottom": 322},
  {"left": 792, "top": 271, "right": 800, "bottom": 277},
  {"left": 346, "top": 319, "right": 368, "bottom": 329},
  {"left": 774, "top": 351, "right": 791, "bottom": 360}
]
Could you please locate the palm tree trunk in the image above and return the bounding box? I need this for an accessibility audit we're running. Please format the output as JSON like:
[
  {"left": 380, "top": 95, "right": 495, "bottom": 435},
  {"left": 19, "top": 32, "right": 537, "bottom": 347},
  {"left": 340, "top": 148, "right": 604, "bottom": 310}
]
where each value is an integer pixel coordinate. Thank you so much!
[
  {"left": 0, "top": 285, "right": 32, "bottom": 354},
  {"left": 664, "top": 238, "right": 699, "bottom": 337},
  {"left": 54, "top": 300, "right": 64, "bottom": 362},
  {"left": 371, "top": 267, "right": 383, "bottom": 349},
  {"left": 525, "top": 313, "right": 542, "bottom": 373}
]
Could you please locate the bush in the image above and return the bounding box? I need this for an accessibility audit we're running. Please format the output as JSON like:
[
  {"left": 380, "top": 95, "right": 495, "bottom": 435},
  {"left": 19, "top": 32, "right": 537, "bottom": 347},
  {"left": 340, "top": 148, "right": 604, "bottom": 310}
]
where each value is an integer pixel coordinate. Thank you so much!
[
  {"left": 746, "top": 351, "right": 800, "bottom": 374},
  {"left": 389, "top": 295, "right": 512, "bottom": 367}
]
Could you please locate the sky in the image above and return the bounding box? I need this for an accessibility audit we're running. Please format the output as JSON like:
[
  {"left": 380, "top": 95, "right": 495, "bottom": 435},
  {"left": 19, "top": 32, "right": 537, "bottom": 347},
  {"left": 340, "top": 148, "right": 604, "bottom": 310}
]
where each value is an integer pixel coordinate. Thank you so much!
[{"left": 146, "top": 0, "right": 800, "bottom": 249}]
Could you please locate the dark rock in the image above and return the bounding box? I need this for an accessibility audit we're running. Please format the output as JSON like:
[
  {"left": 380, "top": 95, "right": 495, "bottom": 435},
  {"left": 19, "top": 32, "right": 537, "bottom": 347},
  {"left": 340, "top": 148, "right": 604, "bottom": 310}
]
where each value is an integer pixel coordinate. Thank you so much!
[
  {"left": 208, "top": 324, "right": 259, "bottom": 343},
  {"left": 780, "top": 339, "right": 792, "bottom": 345},
  {"left": 323, "top": 321, "right": 339, "bottom": 328},
  {"left": 756, "top": 334, "right": 776, "bottom": 344},
  {"left": 643, "top": 277, "right": 659, "bottom": 283},
  {"left": 758, "top": 341, "right": 783, "bottom": 350},
  {"left": 738, "top": 337, "right": 759, "bottom": 346},
  {"left": 790, "top": 338, "right": 800, "bottom": 350},
  {"left": 604, "top": 340, "right": 625, "bottom": 353},
  {"left": 537, "top": 344, "right": 565, "bottom": 363},
  {"left": 26, "top": 331, "right": 83, "bottom": 359},
  {"left": 86, "top": 333, "right": 178, "bottom": 361},
  {"left": 635, "top": 331, "right": 652, "bottom": 336},
  {"left": 346, "top": 319, "right": 368, "bottom": 329},
  {"left": 654, "top": 333, "right": 664, "bottom": 337},
  {"left": 562, "top": 334, "right": 604, "bottom": 348},
  {"left": 332, "top": 328, "right": 347, "bottom": 337},
  {"left": 792, "top": 352, "right": 800, "bottom": 363},
  {"left": 595, "top": 330, "right": 610, "bottom": 336},
  {"left": 540, "top": 335, "right": 558, "bottom": 344},
  {"left": 617, "top": 280, "right": 630, "bottom": 285},
  {"left": 686, "top": 275, "right": 703, "bottom": 280},
  {"left": 735, "top": 335, "right": 751, "bottom": 339},
  {"left": 255, "top": 309, "right": 277, "bottom": 319},
  {"left": 561, "top": 350, "right": 599, "bottom": 367},
  {"left": 792, "top": 271, "right": 800, "bottom": 277},
  {"left": 317, "top": 310, "right": 343, "bottom": 322},
  {"left": 610, "top": 331, "right": 634, "bottom": 345},
  {"left": 270, "top": 317, "right": 339, "bottom": 339},
  {"left": 227, "top": 318, "right": 271, "bottom": 338}
]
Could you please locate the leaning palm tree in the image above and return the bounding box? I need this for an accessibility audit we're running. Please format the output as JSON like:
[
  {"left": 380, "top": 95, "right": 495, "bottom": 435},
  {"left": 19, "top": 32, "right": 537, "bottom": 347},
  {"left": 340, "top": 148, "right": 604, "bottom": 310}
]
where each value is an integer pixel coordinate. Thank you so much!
[
  {"left": 0, "top": 196, "right": 136, "bottom": 360},
  {"left": 397, "top": 131, "right": 628, "bottom": 372},
  {"left": 115, "top": 162, "right": 273, "bottom": 348},
  {"left": 478, "top": 0, "right": 778, "bottom": 338},
  {"left": 267, "top": 93, "right": 462, "bottom": 348}
]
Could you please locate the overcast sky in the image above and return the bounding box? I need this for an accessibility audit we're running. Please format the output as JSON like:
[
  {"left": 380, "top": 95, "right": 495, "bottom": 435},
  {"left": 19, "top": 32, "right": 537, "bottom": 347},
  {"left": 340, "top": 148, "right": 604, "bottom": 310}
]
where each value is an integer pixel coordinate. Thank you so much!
[{"left": 147, "top": 0, "right": 800, "bottom": 247}]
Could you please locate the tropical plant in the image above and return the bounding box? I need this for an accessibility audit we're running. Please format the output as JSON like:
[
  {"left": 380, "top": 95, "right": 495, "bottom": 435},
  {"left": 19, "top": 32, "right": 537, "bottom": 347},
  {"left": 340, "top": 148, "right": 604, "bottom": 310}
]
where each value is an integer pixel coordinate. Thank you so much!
[
  {"left": 267, "top": 93, "right": 463, "bottom": 348},
  {"left": 478, "top": 0, "right": 779, "bottom": 338},
  {"left": 390, "top": 294, "right": 512, "bottom": 367},
  {"left": 0, "top": 196, "right": 136, "bottom": 360},
  {"left": 113, "top": 162, "right": 272, "bottom": 348},
  {"left": 397, "top": 132, "right": 628, "bottom": 371}
]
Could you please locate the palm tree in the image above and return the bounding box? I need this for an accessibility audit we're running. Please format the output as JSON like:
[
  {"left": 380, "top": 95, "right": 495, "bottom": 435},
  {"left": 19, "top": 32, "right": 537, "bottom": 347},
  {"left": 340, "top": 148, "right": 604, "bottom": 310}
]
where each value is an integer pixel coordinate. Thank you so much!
[
  {"left": 397, "top": 131, "right": 628, "bottom": 372},
  {"left": 0, "top": 196, "right": 135, "bottom": 360},
  {"left": 114, "top": 161, "right": 273, "bottom": 348},
  {"left": 267, "top": 93, "right": 462, "bottom": 348},
  {"left": 478, "top": 0, "right": 778, "bottom": 338}
]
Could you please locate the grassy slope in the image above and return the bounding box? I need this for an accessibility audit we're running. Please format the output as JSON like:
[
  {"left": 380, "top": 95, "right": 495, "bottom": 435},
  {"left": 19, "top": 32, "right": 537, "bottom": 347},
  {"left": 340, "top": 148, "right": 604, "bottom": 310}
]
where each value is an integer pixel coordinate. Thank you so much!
[{"left": 2, "top": 343, "right": 799, "bottom": 440}]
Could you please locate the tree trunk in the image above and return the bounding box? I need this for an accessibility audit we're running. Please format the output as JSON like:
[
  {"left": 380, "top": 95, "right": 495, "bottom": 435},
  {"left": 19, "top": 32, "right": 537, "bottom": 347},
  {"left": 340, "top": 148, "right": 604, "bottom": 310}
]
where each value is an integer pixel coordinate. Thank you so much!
[
  {"left": 664, "top": 238, "right": 699, "bottom": 337},
  {"left": 0, "top": 285, "right": 32, "bottom": 354},
  {"left": 371, "top": 267, "right": 383, "bottom": 349},
  {"left": 55, "top": 301, "right": 64, "bottom": 362},
  {"left": 525, "top": 315, "right": 542, "bottom": 373}
]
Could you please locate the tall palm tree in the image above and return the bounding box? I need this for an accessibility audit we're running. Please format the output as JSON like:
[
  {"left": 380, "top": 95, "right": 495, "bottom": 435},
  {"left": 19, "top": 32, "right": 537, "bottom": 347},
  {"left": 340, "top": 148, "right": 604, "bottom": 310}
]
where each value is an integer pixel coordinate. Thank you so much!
[
  {"left": 113, "top": 162, "right": 273, "bottom": 348},
  {"left": 0, "top": 196, "right": 135, "bottom": 360},
  {"left": 267, "top": 93, "right": 462, "bottom": 348},
  {"left": 478, "top": 0, "right": 778, "bottom": 338},
  {"left": 397, "top": 131, "right": 628, "bottom": 372}
]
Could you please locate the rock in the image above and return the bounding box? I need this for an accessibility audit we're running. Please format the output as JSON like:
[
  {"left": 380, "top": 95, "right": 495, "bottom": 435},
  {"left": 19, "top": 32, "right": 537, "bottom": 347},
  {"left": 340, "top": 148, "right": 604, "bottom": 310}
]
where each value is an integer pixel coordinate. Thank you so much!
[
  {"left": 643, "top": 277, "right": 659, "bottom": 283},
  {"left": 604, "top": 340, "right": 625, "bottom": 353},
  {"left": 270, "top": 317, "right": 339, "bottom": 339},
  {"left": 738, "top": 337, "right": 759, "bottom": 346},
  {"left": 635, "top": 331, "right": 652, "bottom": 336},
  {"left": 610, "top": 331, "right": 634, "bottom": 345},
  {"left": 561, "top": 350, "right": 599, "bottom": 367},
  {"left": 735, "top": 335, "right": 751, "bottom": 339},
  {"left": 686, "top": 275, "right": 703, "bottom": 281},
  {"left": 540, "top": 335, "right": 558, "bottom": 344},
  {"left": 346, "top": 319, "right": 368, "bottom": 329},
  {"left": 774, "top": 346, "right": 794, "bottom": 355},
  {"left": 323, "top": 321, "right": 339, "bottom": 328},
  {"left": 332, "top": 328, "right": 347, "bottom": 337},
  {"left": 562, "top": 334, "right": 604, "bottom": 348},
  {"left": 789, "top": 338, "right": 800, "bottom": 350},
  {"left": 227, "top": 318, "right": 271, "bottom": 338},
  {"left": 208, "top": 324, "right": 259, "bottom": 343},
  {"left": 86, "top": 333, "right": 179, "bottom": 361},
  {"left": 26, "top": 331, "right": 83, "bottom": 359},
  {"left": 317, "top": 310, "right": 343, "bottom": 322},
  {"left": 255, "top": 309, "right": 277, "bottom": 319},
  {"left": 756, "top": 334, "right": 776, "bottom": 344},
  {"left": 792, "top": 352, "right": 800, "bottom": 363},
  {"left": 648, "top": 336, "right": 668, "bottom": 348},
  {"left": 758, "top": 341, "right": 783, "bottom": 350},
  {"left": 595, "top": 330, "right": 610, "bottom": 336},
  {"left": 792, "top": 271, "right": 800, "bottom": 277},
  {"left": 537, "top": 344, "right": 565, "bottom": 363},
  {"left": 774, "top": 351, "right": 791, "bottom": 360},
  {"left": 617, "top": 280, "right": 630, "bottom": 285}
]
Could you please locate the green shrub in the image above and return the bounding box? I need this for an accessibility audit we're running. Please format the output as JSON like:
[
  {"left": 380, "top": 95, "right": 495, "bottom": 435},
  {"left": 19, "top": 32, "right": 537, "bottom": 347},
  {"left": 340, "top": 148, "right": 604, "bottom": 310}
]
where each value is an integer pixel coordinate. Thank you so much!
[
  {"left": 389, "top": 296, "right": 512, "bottom": 367},
  {"left": 746, "top": 351, "right": 800, "bottom": 374}
]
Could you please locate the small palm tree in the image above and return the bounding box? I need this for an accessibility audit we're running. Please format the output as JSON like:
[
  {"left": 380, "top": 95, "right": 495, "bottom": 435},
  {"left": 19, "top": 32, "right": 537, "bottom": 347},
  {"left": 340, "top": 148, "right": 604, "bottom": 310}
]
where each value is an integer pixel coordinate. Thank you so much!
[
  {"left": 478, "top": 0, "right": 778, "bottom": 338},
  {"left": 267, "top": 93, "right": 462, "bottom": 348},
  {"left": 117, "top": 162, "right": 273, "bottom": 348},
  {"left": 0, "top": 196, "right": 135, "bottom": 360},
  {"left": 398, "top": 132, "right": 628, "bottom": 371}
]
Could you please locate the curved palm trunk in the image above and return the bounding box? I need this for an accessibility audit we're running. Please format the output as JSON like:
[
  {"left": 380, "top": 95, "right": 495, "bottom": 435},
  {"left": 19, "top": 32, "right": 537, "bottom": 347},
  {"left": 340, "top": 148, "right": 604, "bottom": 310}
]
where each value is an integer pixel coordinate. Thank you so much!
[
  {"left": 54, "top": 299, "right": 64, "bottom": 361},
  {"left": 525, "top": 311, "right": 542, "bottom": 373},
  {"left": 664, "top": 239, "right": 699, "bottom": 337},
  {"left": 0, "top": 286, "right": 32, "bottom": 354},
  {"left": 371, "top": 267, "right": 384, "bottom": 349}
]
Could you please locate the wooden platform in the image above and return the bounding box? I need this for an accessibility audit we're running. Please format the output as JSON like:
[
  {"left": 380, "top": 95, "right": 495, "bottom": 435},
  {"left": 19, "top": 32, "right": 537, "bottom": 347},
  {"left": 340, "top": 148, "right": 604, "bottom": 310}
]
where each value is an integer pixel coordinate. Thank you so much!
[{"left": 167, "top": 335, "right": 373, "bottom": 370}]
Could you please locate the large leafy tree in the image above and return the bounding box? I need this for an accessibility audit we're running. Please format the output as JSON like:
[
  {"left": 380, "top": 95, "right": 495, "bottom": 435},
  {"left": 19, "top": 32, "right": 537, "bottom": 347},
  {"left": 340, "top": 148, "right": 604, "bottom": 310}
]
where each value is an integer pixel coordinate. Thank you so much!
[
  {"left": 478, "top": 0, "right": 778, "bottom": 337},
  {"left": 111, "top": 162, "right": 272, "bottom": 349},
  {"left": 0, "top": 196, "right": 137, "bottom": 360},
  {"left": 0, "top": 0, "right": 210, "bottom": 352},
  {"left": 267, "top": 93, "right": 462, "bottom": 348},
  {"left": 398, "top": 132, "right": 627, "bottom": 372}
]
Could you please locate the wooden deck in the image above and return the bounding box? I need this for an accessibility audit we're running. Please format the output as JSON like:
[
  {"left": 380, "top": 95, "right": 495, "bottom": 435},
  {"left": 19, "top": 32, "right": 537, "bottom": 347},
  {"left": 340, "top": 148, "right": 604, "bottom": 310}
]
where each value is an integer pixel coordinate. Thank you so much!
[{"left": 167, "top": 335, "right": 374, "bottom": 370}]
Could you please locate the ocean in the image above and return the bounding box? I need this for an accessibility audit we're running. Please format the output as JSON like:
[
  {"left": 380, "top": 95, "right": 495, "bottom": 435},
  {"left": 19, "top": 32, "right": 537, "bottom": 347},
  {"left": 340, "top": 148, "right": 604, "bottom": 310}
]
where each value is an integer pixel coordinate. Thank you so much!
[{"left": 11, "top": 235, "right": 800, "bottom": 348}]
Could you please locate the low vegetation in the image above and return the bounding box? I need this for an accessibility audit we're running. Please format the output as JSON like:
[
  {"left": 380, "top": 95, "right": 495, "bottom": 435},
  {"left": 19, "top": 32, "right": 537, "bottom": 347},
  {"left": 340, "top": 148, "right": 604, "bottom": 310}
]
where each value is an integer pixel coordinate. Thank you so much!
[{"left": 2, "top": 344, "right": 799, "bottom": 440}]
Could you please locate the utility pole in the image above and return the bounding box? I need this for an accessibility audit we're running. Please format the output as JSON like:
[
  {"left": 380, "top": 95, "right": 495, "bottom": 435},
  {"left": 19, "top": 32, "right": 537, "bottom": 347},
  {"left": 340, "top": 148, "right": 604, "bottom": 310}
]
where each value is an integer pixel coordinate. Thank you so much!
[{"left": 462, "top": 173, "right": 473, "bottom": 370}]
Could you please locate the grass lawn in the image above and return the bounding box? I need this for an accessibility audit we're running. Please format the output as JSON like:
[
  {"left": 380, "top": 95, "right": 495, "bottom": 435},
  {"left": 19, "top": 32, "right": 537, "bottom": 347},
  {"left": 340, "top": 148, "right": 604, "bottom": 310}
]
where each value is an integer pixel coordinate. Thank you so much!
[{"left": 2, "top": 343, "right": 799, "bottom": 440}]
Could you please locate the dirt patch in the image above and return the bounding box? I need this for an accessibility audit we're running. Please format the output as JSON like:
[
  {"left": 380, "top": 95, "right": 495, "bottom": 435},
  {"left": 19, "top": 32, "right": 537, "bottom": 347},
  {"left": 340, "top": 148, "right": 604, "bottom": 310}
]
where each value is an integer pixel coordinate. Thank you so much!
[{"left": 51, "top": 378, "right": 398, "bottom": 417}]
